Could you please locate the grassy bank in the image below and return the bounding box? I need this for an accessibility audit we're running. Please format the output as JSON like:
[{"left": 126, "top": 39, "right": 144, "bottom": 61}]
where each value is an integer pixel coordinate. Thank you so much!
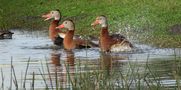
[{"left": 0, "top": 0, "right": 181, "bottom": 47}]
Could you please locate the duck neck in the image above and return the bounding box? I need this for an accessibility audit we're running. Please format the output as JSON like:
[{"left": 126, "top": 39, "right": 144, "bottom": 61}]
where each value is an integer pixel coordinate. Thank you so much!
[
  {"left": 49, "top": 20, "right": 60, "bottom": 41},
  {"left": 65, "top": 30, "right": 74, "bottom": 41},
  {"left": 101, "top": 26, "right": 109, "bottom": 37},
  {"left": 100, "top": 26, "right": 111, "bottom": 52},
  {"left": 50, "top": 20, "right": 60, "bottom": 30},
  {"left": 63, "top": 29, "right": 75, "bottom": 50}
]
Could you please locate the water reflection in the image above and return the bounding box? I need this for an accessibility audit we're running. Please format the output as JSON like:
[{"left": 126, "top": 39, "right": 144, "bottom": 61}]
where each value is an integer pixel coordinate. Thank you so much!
[
  {"left": 65, "top": 50, "right": 75, "bottom": 66},
  {"left": 49, "top": 50, "right": 75, "bottom": 89},
  {"left": 50, "top": 50, "right": 75, "bottom": 66},
  {"left": 100, "top": 52, "right": 112, "bottom": 72},
  {"left": 50, "top": 51, "right": 61, "bottom": 66}
]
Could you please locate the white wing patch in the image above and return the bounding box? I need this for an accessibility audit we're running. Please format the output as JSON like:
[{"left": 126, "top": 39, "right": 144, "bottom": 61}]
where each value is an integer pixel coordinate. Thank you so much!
[
  {"left": 111, "top": 44, "right": 132, "bottom": 52},
  {"left": 57, "top": 33, "right": 82, "bottom": 39},
  {"left": 58, "top": 33, "right": 65, "bottom": 38},
  {"left": 110, "top": 40, "right": 132, "bottom": 52}
]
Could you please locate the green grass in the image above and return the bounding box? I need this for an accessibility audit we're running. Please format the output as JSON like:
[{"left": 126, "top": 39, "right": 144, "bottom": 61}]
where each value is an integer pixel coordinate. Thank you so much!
[{"left": 0, "top": 0, "right": 181, "bottom": 47}]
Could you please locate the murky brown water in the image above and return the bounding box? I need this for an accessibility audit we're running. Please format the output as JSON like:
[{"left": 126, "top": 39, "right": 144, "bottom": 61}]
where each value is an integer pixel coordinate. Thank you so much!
[{"left": 0, "top": 30, "right": 180, "bottom": 89}]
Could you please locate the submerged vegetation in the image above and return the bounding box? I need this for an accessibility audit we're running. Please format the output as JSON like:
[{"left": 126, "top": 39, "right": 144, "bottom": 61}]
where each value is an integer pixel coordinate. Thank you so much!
[{"left": 0, "top": 0, "right": 181, "bottom": 47}]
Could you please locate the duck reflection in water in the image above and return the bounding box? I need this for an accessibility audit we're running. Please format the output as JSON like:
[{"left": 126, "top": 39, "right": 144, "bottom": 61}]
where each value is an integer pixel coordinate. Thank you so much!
[
  {"left": 50, "top": 50, "right": 75, "bottom": 66},
  {"left": 51, "top": 51, "right": 61, "bottom": 66},
  {"left": 49, "top": 50, "right": 75, "bottom": 88},
  {"left": 100, "top": 52, "right": 127, "bottom": 75},
  {"left": 100, "top": 52, "right": 112, "bottom": 75},
  {"left": 65, "top": 50, "right": 75, "bottom": 66}
]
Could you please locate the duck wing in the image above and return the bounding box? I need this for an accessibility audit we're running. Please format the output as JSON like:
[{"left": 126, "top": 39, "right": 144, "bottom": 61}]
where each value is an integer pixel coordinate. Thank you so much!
[
  {"left": 73, "top": 35, "right": 99, "bottom": 48},
  {"left": 73, "top": 36, "right": 91, "bottom": 49},
  {"left": 110, "top": 34, "right": 126, "bottom": 42},
  {"left": 111, "top": 34, "right": 133, "bottom": 47}
]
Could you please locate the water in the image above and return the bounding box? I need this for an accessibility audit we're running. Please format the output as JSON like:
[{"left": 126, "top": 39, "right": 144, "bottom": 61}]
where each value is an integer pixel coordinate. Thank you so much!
[{"left": 0, "top": 30, "right": 180, "bottom": 89}]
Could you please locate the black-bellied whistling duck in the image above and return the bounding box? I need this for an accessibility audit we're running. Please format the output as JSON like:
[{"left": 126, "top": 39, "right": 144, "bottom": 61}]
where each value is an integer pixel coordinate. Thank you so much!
[
  {"left": 56, "top": 19, "right": 97, "bottom": 50},
  {"left": 0, "top": 30, "right": 14, "bottom": 39},
  {"left": 91, "top": 15, "right": 133, "bottom": 52},
  {"left": 42, "top": 9, "right": 64, "bottom": 46}
]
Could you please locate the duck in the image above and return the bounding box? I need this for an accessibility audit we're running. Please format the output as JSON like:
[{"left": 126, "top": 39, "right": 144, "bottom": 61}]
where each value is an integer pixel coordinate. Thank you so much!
[
  {"left": 42, "top": 9, "right": 64, "bottom": 46},
  {"left": 0, "top": 30, "right": 14, "bottom": 39},
  {"left": 91, "top": 15, "right": 133, "bottom": 52},
  {"left": 56, "top": 19, "right": 98, "bottom": 50}
]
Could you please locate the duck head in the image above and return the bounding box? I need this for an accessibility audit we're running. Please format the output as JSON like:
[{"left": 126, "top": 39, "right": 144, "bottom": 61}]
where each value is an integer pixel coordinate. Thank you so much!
[
  {"left": 42, "top": 9, "right": 61, "bottom": 21},
  {"left": 91, "top": 15, "right": 108, "bottom": 29},
  {"left": 56, "top": 20, "right": 75, "bottom": 30}
]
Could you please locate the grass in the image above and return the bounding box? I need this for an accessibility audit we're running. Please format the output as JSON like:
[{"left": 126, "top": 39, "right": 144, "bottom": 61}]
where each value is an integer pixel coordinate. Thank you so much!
[{"left": 0, "top": 0, "right": 181, "bottom": 47}]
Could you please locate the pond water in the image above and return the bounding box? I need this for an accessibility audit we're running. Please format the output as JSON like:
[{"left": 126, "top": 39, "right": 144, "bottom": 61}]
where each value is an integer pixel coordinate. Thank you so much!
[{"left": 0, "top": 30, "right": 180, "bottom": 89}]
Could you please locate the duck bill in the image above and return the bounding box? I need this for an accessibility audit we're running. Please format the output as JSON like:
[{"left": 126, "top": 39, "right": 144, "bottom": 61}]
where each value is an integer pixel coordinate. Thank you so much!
[
  {"left": 56, "top": 24, "right": 64, "bottom": 29},
  {"left": 42, "top": 13, "right": 52, "bottom": 21},
  {"left": 91, "top": 20, "right": 99, "bottom": 30}
]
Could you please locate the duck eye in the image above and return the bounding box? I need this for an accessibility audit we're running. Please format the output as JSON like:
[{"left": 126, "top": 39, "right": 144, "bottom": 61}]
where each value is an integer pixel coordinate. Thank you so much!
[
  {"left": 65, "top": 21, "right": 67, "bottom": 24},
  {"left": 98, "top": 18, "right": 102, "bottom": 20}
]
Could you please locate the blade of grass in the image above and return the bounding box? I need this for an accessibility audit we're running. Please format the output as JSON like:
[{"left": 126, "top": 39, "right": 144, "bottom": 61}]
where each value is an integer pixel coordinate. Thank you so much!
[
  {"left": 45, "top": 57, "right": 53, "bottom": 90},
  {"left": 1, "top": 68, "right": 4, "bottom": 90},
  {"left": 143, "top": 54, "right": 152, "bottom": 89},
  {"left": 65, "top": 63, "right": 74, "bottom": 89},
  {"left": 143, "top": 73, "right": 151, "bottom": 90},
  {"left": 10, "top": 57, "right": 13, "bottom": 90},
  {"left": 144, "top": 54, "right": 162, "bottom": 89},
  {"left": 31, "top": 72, "right": 35, "bottom": 90},
  {"left": 40, "top": 60, "right": 46, "bottom": 77},
  {"left": 12, "top": 65, "right": 18, "bottom": 89},
  {"left": 55, "top": 67, "right": 59, "bottom": 90},
  {"left": 38, "top": 68, "right": 48, "bottom": 89},
  {"left": 23, "top": 57, "right": 31, "bottom": 88},
  {"left": 127, "top": 58, "right": 139, "bottom": 88}
]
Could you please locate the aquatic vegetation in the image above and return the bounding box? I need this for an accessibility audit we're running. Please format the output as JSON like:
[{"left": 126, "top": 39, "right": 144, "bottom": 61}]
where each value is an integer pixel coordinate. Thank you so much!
[{"left": 0, "top": 53, "right": 181, "bottom": 90}]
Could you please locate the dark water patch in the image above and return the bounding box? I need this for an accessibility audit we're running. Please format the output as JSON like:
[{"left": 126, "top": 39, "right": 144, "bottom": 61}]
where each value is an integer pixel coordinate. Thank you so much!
[{"left": 23, "top": 45, "right": 63, "bottom": 50}]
